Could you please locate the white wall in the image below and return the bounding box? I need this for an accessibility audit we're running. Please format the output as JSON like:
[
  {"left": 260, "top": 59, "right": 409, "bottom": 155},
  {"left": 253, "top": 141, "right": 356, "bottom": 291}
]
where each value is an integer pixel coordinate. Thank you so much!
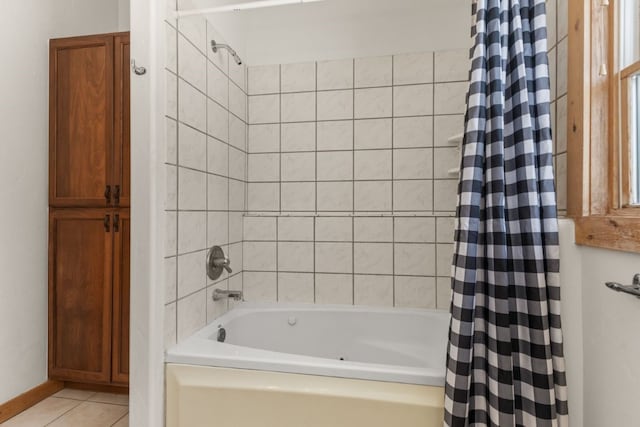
[
  {"left": 558, "top": 220, "right": 640, "bottom": 427},
  {"left": 187, "top": 0, "right": 471, "bottom": 65},
  {"left": 580, "top": 246, "right": 640, "bottom": 427},
  {"left": 119, "top": 0, "right": 132, "bottom": 31},
  {"left": 0, "top": 0, "right": 125, "bottom": 404},
  {"left": 557, "top": 220, "right": 584, "bottom": 427},
  {"left": 246, "top": 0, "right": 470, "bottom": 65}
]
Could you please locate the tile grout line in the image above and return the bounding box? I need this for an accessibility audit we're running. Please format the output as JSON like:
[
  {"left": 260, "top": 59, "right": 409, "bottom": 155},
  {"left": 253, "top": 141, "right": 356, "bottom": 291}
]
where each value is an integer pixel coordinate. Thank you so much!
[
  {"left": 245, "top": 80, "right": 469, "bottom": 97},
  {"left": 247, "top": 111, "right": 465, "bottom": 126},
  {"left": 277, "top": 64, "right": 282, "bottom": 301},
  {"left": 225, "top": 26, "right": 232, "bottom": 311},
  {"left": 314, "top": 61, "right": 319, "bottom": 302},
  {"left": 205, "top": 20, "right": 211, "bottom": 324},
  {"left": 352, "top": 59, "right": 356, "bottom": 305},
  {"left": 173, "top": 16, "right": 181, "bottom": 342},
  {"left": 110, "top": 412, "right": 129, "bottom": 427},
  {"left": 240, "top": 60, "right": 248, "bottom": 303},
  {"left": 431, "top": 52, "right": 436, "bottom": 218},
  {"left": 431, "top": 52, "right": 437, "bottom": 308},
  {"left": 43, "top": 398, "right": 84, "bottom": 426},
  {"left": 391, "top": 54, "right": 396, "bottom": 307}
]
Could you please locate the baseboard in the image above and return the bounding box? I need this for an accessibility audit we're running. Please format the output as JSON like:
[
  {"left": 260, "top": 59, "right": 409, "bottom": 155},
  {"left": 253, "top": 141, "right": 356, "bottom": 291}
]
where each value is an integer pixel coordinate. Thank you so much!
[
  {"left": 0, "top": 380, "right": 64, "bottom": 423},
  {"left": 64, "top": 381, "right": 129, "bottom": 395}
]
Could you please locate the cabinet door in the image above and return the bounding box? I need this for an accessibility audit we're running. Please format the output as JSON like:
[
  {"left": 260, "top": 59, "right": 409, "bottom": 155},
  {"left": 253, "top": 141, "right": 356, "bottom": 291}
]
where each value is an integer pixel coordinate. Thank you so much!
[
  {"left": 49, "top": 36, "right": 114, "bottom": 207},
  {"left": 113, "top": 35, "right": 130, "bottom": 208},
  {"left": 49, "top": 209, "right": 113, "bottom": 383},
  {"left": 112, "top": 209, "right": 130, "bottom": 384}
]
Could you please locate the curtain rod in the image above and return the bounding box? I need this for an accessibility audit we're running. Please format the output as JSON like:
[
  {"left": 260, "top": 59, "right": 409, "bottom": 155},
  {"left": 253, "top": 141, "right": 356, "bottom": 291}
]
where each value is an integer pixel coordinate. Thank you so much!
[{"left": 176, "top": 0, "right": 324, "bottom": 17}]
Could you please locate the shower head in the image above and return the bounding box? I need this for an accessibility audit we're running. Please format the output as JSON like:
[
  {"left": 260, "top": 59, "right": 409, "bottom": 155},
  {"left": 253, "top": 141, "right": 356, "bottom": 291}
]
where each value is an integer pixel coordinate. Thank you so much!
[{"left": 211, "top": 40, "right": 243, "bottom": 65}]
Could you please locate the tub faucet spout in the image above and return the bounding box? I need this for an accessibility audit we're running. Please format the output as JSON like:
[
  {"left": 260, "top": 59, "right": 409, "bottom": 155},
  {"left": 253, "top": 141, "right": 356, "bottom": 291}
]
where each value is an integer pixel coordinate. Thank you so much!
[{"left": 212, "top": 289, "right": 243, "bottom": 302}]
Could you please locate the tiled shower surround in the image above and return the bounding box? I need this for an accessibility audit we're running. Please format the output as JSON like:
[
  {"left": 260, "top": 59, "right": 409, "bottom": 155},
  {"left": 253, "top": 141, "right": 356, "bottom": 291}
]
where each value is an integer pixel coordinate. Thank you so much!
[
  {"left": 164, "top": 16, "right": 248, "bottom": 346},
  {"left": 164, "top": 1, "right": 569, "bottom": 347},
  {"left": 242, "top": 51, "right": 470, "bottom": 310}
]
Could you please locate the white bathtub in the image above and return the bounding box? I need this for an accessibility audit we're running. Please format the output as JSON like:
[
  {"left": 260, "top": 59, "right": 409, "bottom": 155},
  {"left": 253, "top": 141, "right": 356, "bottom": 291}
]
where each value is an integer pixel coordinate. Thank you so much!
[
  {"left": 166, "top": 303, "right": 450, "bottom": 427},
  {"left": 166, "top": 303, "right": 450, "bottom": 386}
]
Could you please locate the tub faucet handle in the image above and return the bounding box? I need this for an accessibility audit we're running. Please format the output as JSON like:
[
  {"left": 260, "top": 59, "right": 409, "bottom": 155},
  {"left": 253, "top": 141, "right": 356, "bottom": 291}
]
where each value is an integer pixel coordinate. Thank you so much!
[
  {"left": 214, "top": 256, "right": 232, "bottom": 274},
  {"left": 207, "top": 246, "right": 232, "bottom": 280}
]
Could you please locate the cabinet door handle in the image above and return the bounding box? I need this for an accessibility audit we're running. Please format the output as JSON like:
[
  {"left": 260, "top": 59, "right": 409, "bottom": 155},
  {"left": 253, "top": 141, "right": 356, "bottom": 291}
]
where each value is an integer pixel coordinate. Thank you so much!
[
  {"left": 113, "top": 214, "right": 120, "bottom": 232},
  {"left": 114, "top": 185, "right": 121, "bottom": 206},
  {"left": 105, "top": 185, "right": 112, "bottom": 204},
  {"left": 104, "top": 214, "right": 111, "bottom": 232}
]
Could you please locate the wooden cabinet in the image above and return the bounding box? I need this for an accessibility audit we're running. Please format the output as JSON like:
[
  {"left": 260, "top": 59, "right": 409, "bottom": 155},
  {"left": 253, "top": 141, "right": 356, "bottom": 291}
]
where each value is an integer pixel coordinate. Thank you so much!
[
  {"left": 111, "top": 210, "right": 130, "bottom": 384},
  {"left": 48, "top": 32, "right": 130, "bottom": 388},
  {"left": 49, "top": 34, "right": 130, "bottom": 208}
]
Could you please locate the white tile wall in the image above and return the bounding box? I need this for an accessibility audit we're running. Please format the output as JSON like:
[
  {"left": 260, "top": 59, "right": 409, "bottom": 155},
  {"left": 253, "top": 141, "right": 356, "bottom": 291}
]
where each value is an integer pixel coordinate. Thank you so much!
[
  {"left": 354, "top": 275, "right": 394, "bottom": 306},
  {"left": 281, "top": 152, "right": 315, "bottom": 181},
  {"left": 434, "top": 49, "right": 469, "bottom": 83},
  {"left": 355, "top": 56, "right": 393, "bottom": 88},
  {"left": 315, "top": 274, "right": 353, "bottom": 304},
  {"left": 281, "top": 182, "right": 315, "bottom": 211},
  {"left": 394, "top": 84, "right": 433, "bottom": 116},
  {"left": 354, "top": 119, "right": 392, "bottom": 149},
  {"left": 317, "top": 121, "right": 353, "bottom": 151},
  {"left": 168, "top": 40, "right": 475, "bottom": 320},
  {"left": 317, "top": 59, "right": 354, "bottom": 90},
  {"left": 165, "top": 16, "right": 247, "bottom": 347},
  {"left": 281, "top": 62, "right": 316, "bottom": 93},
  {"left": 240, "top": 2, "right": 568, "bottom": 315},
  {"left": 278, "top": 217, "right": 314, "bottom": 241},
  {"left": 249, "top": 124, "right": 279, "bottom": 153},
  {"left": 281, "top": 92, "right": 316, "bottom": 122},
  {"left": 282, "top": 122, "right": 316, "bottom": 152},
  {"left": 248, "top": 64, "right": 280, "bottom": 95},
  {"left": 317, "top": 90, "right": 354, "bottom": 121},
  {"left": 393, "top": 52, "right": 433, "bottom": 85},
  {"left": 354, "top": 87, "right": 393, "bottom": 119}
]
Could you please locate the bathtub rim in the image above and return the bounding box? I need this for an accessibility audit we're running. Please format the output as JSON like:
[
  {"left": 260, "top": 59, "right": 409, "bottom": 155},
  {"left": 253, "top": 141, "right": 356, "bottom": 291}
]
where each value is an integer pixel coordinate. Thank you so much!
[{"left": 166, "top": 302, "right": 450, "bottom": 387}]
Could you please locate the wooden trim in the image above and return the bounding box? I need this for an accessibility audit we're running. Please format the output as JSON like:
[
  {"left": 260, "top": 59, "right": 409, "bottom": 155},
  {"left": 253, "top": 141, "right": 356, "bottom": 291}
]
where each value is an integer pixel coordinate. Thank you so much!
[
  {"left": 608, "top": 0, "right": 620, "bottom": 210},
  {"left": 63, "top": 381, "right": 128, "bottom": 395},
  {"left": 567, "top": 0, "right": 591, "bottom": 217},
  {"left": 49, "top": 32, "right": 130, "bottom": 44},
  {"left": 113, "top": 34, "right": 131, "bottom": 208},
  {"left": 575, "top": 216, "right": 640, "bottom": 252},
  {"left": 111, "top": 209, "right": 130, "bottom": 385},
  {"left": 0, "top": 380, "right": 64, "bottom": 423},
  {"left": 620, "top": 70, "right": 631, "bottom": 206},
  {"left": 567, "top": 0, "right": 640, "bottom": 253},
  {"left": 620, "top": 60, "right": 640, "bottom": 79},
  {"left": 589, "top": 0, "right": 611, "bottom": 215},
  {"left": 619, "top": 60, "right": 640, "bottom": 207}
]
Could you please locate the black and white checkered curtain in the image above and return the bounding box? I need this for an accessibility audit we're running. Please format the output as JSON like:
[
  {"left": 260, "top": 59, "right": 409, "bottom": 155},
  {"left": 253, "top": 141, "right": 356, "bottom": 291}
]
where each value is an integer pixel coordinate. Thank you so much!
[{"left": 444, "top": 0, "right": 568, "bottom": 425}]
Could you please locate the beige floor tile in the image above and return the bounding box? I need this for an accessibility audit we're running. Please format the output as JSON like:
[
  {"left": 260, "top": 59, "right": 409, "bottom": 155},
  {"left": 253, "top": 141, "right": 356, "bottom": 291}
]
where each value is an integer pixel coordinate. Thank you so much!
[
  {"left": 0, "top": 397, "right": 79, "bottom": 426},
  {"left": 87, "top": 393, "right": 129, "bottom": 407},
  {"left": 47, "top": 402, "right": 128, "bottom": 427},
  {"left": 111, "top": 415, "right": 128, "bottom": 427},
  {"left": 52, "top": 389, "right": 96, "bottom": 401}
]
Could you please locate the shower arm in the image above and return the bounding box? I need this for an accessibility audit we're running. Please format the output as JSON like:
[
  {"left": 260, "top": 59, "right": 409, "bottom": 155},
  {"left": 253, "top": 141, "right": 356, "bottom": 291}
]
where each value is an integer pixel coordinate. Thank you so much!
[
  {"left": 211, "top": 40, "right": 243, "bottom": 65},
  {"left": 211, "top": 40, "right": 235, "bottom": 55}
]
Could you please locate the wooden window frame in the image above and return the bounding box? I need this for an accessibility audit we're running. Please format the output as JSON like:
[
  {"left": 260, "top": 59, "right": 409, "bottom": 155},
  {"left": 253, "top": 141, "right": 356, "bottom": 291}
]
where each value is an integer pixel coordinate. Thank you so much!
[{"left": 567, "top": 0, "right": 640, "bottom": 252}]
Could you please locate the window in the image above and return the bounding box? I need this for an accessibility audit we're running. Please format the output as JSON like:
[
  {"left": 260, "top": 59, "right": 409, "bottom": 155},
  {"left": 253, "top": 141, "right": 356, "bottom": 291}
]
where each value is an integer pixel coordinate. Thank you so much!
[
  {"left": 619, "top": 0, "right": 640, "bottom": 205},
  {"left": 567, "top": 0, "right": 640, "bottom": 252}
]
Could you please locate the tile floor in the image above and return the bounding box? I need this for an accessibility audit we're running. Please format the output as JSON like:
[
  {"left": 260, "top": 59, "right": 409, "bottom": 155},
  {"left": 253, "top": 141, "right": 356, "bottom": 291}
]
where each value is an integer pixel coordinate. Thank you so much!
[{"left": 0, "top": 389, "right": 128, "bottom": 427}]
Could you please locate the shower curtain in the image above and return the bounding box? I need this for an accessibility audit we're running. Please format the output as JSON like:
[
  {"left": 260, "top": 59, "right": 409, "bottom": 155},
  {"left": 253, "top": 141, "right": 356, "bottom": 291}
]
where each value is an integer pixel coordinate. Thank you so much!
[{"left": 444, "top": 0, "right": 568, "bottom": 426}]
